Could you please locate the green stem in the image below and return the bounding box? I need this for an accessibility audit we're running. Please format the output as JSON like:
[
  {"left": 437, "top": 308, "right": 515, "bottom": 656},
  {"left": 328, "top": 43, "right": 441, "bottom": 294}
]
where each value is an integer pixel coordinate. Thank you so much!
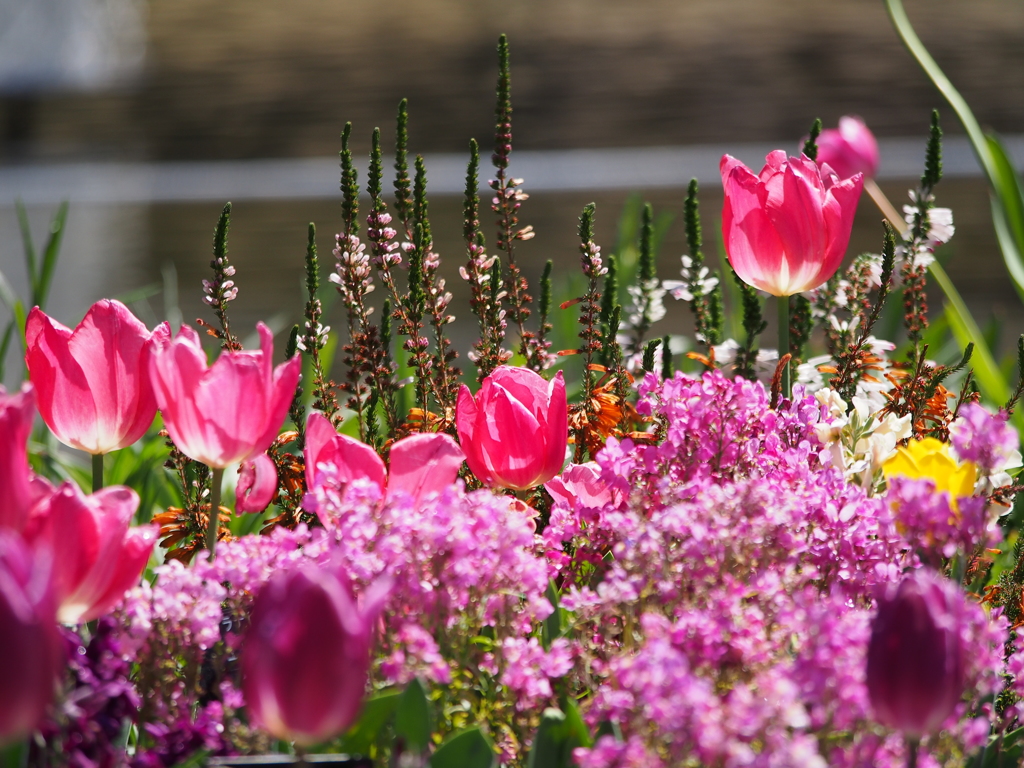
[
  {"left": 91, "top": 452, "right": 104, "bottom": 493},
  {"left": 0, "top": 739, "right": 28, "bottom": 768},
  {"left": 205, "top": 467, "right": 225, "bottom": 559},
  {"left": 906, "top": 736, "right": 919, "bottom": 768},
  {"left": 778, "top": 294, "right": 791, "bottom": 399}
]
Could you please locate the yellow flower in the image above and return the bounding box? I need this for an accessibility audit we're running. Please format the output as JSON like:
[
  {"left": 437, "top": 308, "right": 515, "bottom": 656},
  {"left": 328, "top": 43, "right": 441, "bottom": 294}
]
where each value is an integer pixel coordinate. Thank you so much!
[{"left": 882, "top": 437, "right": 977, "bottom": 507}]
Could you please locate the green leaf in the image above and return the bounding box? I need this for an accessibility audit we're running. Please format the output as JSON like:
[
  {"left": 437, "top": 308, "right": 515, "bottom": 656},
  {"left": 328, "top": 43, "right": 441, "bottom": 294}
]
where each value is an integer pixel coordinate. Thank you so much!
[
  {"left": 528, "top": 706, "right": 591, "bottom": 768},
  {"left": 542, "top": 579, "right": 562, "bottom": 650},
  {"left": 886, "top": 0, "right": 1024, "bottom": 302},
  {"left": 931, "top": 261, "right": 1019, "bottom": 429},
  {"left": 337, "top": 689, "right": 401, "bottom": 756},
  {"left": 34, "top": 201, "right": 68, "bottom": 310},
  {"left": 15, "top": 199, "right": 37, "bottom": 291},
  {"left": 429, "top": 727, "right": 495, "bottom": 768},
  {"left": 395, "top": 678, "right": 432, "bottom": 753}
]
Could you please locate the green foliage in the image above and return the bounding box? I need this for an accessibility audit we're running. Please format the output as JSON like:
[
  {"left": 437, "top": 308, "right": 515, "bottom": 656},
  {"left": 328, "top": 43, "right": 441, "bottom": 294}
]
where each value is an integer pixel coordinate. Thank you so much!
[
  {"left": 430, "top": 727, "right": 496, "bottom": 768},
  {"left": 527, "top": 705, "right": 592, "bottom": 768},
  {"left": 802, "top": 117, "right": 822, "bottom": 161},
  {"left": 338, "top": 689, "right": 402, "bottom": 757},
  {"left": 395, "top": 679, "right": 432, "bottom": 754}
]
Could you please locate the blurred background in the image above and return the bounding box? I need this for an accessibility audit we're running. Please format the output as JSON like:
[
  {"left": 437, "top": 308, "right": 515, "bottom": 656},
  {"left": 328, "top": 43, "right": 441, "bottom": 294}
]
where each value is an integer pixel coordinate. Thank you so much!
[{"left": 0, "top": 0, "right": 1022, "bottom": 380}]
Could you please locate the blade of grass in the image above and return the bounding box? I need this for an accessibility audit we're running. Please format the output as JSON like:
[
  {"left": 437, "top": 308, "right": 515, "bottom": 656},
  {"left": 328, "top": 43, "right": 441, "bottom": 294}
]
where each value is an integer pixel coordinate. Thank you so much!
[
  {"left": 33, "top": 201, "right": 68, "bottom": 310},
  {"left": 15, "top": 199, "right": 37, "bottom": 292}
]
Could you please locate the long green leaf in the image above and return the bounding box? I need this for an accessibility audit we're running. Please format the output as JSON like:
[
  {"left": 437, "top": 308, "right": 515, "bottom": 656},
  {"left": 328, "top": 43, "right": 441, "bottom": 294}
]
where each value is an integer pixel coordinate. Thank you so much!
[
  {"left": 15, "top": 199, "right": 37, "bottom": 291},
  {"left": 930, "top": 262, "right": 1020, "bottom": 428},
  {"left": 34, "top": 201, "right": 68, "bottom": 310},
  {"left": 886, "top": 0, "right": 1024, "bottom": 301},
  {"left": 429, "top": 727, "right": 495, "bottom": 768}
]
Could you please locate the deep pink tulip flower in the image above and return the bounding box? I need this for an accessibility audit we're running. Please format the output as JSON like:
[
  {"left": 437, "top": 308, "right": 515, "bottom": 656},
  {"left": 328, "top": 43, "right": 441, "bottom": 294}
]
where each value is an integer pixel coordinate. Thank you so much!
[
  {"left": 148, "top": 323, "right": 300, "bottom": 470},
  {"left": 720, "top": 150, "right": 863, "bottom": 297},
  {"left": 815, "top": 116, "right": 880, "bottom": 182},
  {"left": 25, "top": 300, "right": 170, "bottom": 455},
  {"left": 456, "top": 366, "right": 568, "bottom": 491},
  {"left": 0, "top": 384, "right": 37, "bottom": 531},
  {"left": 0, "top": 531, "right": 62, "bottom": 746},
  {"left": 241, "top": 564, "right": 388, "bottom": 746},
  {"left": 24, "top": 482, "right": 157, "bottom": 624},
  {"left": 304, "top": 412, "right": 464, "bottom": 512},
  {"left": 866, "top": 569, "right": 967, "bottom": 737}
]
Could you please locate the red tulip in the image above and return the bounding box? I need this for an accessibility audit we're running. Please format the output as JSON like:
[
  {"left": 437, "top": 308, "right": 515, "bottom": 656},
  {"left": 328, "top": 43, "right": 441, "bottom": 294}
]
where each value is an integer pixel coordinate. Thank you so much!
[
  {"left": 0, "top": 384, "right": 37, "bottom": 531},
  {"left": 304, "top": 412, "right": 464, "bottom": 510},
  {"left": 720, "top": 150, "right": 863, "bottom": 297},
  {"left": 23, "top": 482, "right": 157, "bottom": 624},
  {"left": 455, "top": 366, "right": 568, "bottom": 491},
  {"left": 241, "top": 565, "right": 388, "bottom": 746},
  {"left": 25, "top": 300, "right": 170, "bottom": 455},
  {"left": 148, "top": 323, "right": 300, "bottom": 470},
  {"left": 0, "top": 531, "right": 62, "bottom": 746},
  {"left": 815, "top": 116, "right": 880, "bottom": 182},
  {"left": 866, "top": 569, "right": 967, "bottom": 737}
]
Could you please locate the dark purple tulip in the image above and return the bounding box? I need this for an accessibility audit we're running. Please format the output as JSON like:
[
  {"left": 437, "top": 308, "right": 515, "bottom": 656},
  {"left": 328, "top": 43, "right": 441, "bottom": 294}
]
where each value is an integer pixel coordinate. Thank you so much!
[
  {"left": 0, "top": 532, "right": 62, "bottom": 746},
  {"left": 866, "top": 569, "right": 967, "bottom": 737},
  {"left": 241, "top": 564, "right": 388, "bottom": 747}
]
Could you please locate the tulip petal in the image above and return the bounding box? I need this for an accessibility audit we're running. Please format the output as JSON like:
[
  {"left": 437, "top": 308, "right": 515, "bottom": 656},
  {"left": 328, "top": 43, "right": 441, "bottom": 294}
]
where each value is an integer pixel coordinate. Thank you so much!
[
  {"left": 765, "top": 159, "right": 829, "bottom": 294},
  {"left": 388, "top": 432, "right": 465, "bottom": 503},
  {"left": 488, "top": 365, "right": 550, "bottom": 415},
  {"left": 480, "top": 384, "right": 545, "bottom": 490},
  {"left": 821, "top": 173, "right": 864, "bottom": 279},
  {"left": 79, "top": 523, "right": 157, "bottom": 623},
  {"left": 721, "top": 158, "right": 786, "bottom": 296},
  {"left": 303, "top": 413, "right": 386, "bottom": 494},
  {"left": 541, "top": 372, "right": 569, "bottom": 482},
  {"left": 25, "top": 308, "right": 99, "bottom": 453},
  {"left": 237, "top": 453, "right": 280, "bottom": 513},
  {"left": 0, "top": 384, "right": 37, "bottom": 531},
  {"left": 456, "top": 384, "right": 494, "bottom": 486}
]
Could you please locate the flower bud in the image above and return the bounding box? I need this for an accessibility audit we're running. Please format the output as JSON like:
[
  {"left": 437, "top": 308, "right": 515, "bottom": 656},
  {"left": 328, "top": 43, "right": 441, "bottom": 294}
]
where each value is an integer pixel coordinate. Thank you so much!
[
  {"left": 241, "top": 565, "right": 388, "bottom": 746},
  {"left": 866, "top": 569, "right": 967, "bottom": 737}
]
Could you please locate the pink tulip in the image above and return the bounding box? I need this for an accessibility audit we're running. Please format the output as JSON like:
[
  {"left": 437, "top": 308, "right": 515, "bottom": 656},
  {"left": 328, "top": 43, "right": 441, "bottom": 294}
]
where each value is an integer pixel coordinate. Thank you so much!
[
  {"left": 815, "top": 116, "right": 880, "bottom": 182},
  {"left": 720, "top": 150, "right": 863, "bottom": 297},
  {"left": 241, "top": 564, "right": 388, "bottom": 746},
  {"left": 545, "top": 462, "right": 619, "bottom": 511},
  {"left": 0, "top": 384, "right": 37, "bottom": 531},
  {"left": 0, "top": 531, "right": 62, "bottom": 745},
  {"left": 236, "top": 454, "right": 280, "bottom": 514},
  {"left": 866, "top": 569, "right": 967, "bottom": 737},
  {"left": 304, "top": 412, "right": 464, "bottom": 514},
  {"left": 456, "top": 366, "right": 568, "bottom": 491},
  {"left": 25, "top": 300, "right": 170, "bottom": 455},
  {"left": 148, "top": 323, "right": 300, "bottom": 470},
  {"left": 23, "top": 482, "right": 157, "bottom": 624}
]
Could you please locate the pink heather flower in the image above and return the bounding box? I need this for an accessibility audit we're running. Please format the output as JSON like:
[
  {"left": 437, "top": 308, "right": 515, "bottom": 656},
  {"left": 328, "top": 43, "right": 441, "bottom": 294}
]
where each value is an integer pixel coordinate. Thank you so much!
[
  {"left": 720, "top": 150, "right": 863, "bottom": 296},
  {"left": 0, "top": 531, "right": 62, "bottom": 746},
  {"left": 866, "top": 569, "right": 967, "bottom": 738},
  {"left": 241, "top": 564, "right": 388, "bottom": 747},
  {"left": 25, "top": 300, "right": 170, "bottom": 455},
  {"left": 148, "top": 323, "right": 300, "bottom": 469},
  {"left": 304, "top": 412, "right": 464, "bottom": 512},
  {"left": 0, "top": 384, "right": 37, "bottom": 532},
  {"left": 23, "top": 481, "right": 157, "bottom": 624},
  {"left": 456, "top": 365, "right": 568, "bottom": 490},
  {"left": 815, "top": 116, "right": 880, "bottom": 181}
]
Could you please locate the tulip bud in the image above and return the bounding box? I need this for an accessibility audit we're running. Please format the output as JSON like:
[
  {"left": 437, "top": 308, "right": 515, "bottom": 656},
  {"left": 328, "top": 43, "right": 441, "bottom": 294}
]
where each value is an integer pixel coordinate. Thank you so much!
[
  {"left": 455, "top": 366, "right": 568, "bottom": 491},
  {"left": 866, "top": 569, "right": 967, "bottom": 737},
  {"left": 25, "top": 301, "right": 170, "bottom": 455},
  {"left": 720, "top": 150, "right": 863, "bottom": 297},
  {"left": 0, "top": 532, "right": 62, "bottom": 746},
  {"left": 815, "top": 116, "right": 880, "bottom": 182},
  {"left": 241, "top": 565, "right": 388, "bottom": 747}
]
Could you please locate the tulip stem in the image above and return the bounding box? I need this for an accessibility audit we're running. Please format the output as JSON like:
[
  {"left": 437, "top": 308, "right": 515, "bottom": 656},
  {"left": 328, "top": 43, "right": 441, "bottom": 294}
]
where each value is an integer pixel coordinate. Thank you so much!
[
  {"left": 92, "top": 453, "right": 104, "bottom": 493},
  {"left": 206, "top": 467, "right": 225, "bottom": 559},
  {"left": 778, "top": 295, "right": 791, "bottom": 400},
  {"left": 906, "top": 737, "right": 919, "bottom": 768},
  {"left": 865, "top": 178, "right": 910, "bottom": 238}
]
